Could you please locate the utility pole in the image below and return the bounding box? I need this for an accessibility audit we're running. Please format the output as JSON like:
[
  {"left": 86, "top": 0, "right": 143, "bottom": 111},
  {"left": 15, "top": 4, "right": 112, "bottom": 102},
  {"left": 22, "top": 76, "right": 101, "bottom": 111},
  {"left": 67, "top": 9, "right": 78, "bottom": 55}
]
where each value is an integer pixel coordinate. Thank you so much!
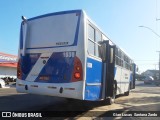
[
  {"left": 139, "top": 26, "right": 160, "bottom": 80},
  {"left": 157, "top": 51, "right": 160, "bottom": 80}
]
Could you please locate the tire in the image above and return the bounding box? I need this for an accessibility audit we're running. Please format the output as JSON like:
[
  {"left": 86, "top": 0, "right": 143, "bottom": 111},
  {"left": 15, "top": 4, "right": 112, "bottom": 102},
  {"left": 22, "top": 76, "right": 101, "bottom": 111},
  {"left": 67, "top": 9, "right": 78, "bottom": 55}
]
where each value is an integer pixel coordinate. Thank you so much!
[
  {"left": 124, "top": 83, "right": 130, "bottom": 96},
  {"left": 124, "top": 91, "right": 130, "bottom": 96},
  {"left": 0, "top": 84, "right": 2, "bottom": 88}
]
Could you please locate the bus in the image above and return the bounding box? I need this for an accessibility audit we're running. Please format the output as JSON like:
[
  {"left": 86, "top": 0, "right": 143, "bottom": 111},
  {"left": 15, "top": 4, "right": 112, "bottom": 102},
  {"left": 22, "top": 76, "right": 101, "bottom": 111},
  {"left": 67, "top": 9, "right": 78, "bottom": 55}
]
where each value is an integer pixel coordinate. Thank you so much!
[{"left": 16, "top": 10, "right": 136, "bottom": 104}]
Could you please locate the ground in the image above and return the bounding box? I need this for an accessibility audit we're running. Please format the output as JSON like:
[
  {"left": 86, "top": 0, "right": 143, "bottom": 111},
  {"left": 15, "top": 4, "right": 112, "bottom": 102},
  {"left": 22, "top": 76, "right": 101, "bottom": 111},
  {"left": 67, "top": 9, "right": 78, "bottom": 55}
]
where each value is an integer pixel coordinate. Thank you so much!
[{"left": 0, "top": 81, "right": 160, "bottom": 119}]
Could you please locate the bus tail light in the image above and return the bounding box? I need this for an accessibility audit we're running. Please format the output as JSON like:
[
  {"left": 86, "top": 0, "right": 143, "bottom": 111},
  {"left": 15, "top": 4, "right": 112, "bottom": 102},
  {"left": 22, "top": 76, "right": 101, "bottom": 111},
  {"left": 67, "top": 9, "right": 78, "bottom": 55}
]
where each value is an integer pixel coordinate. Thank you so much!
[
  {"left": 71, "top": 56, "right": 83, "bottom": 82},
  {"left": 17, "top": 59, "right": 22, "bottom": 79},
  {"left": 76, "top": 66, "right": 80, "bottom": 70},
  {"left": 74, "top": 72, "right": 81, "bottom": 79}
]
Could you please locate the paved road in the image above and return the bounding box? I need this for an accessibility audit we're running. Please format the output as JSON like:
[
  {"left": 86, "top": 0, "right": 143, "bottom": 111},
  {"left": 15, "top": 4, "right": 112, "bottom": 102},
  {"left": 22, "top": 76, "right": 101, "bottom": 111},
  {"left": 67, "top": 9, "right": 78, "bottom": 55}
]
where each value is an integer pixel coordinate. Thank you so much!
[{"left": 0, "top": 81, "right": 160, "bottom": 119}]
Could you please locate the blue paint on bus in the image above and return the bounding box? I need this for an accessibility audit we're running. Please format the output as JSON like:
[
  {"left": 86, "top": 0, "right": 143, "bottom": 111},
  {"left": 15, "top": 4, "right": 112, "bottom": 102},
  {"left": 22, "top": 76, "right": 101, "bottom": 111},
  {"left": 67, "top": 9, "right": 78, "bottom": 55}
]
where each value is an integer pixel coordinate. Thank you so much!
[
  {"left": 84, "top": 57, "right": 102, "bottom": 100},
  {"left": 20, "top": 23, "right": 23, "bottom": 49},
  {"left": 35, "top": 52, "right": 76, "bottom": 83},
  {"left": 21, "top": 53, "right": 41, "bottom": 80},
  {"left": 86, "top": 58, "right": 102, "bottom": 83},
  {"left": 85, "top": 85, "right": 102, "bottom": 101}
]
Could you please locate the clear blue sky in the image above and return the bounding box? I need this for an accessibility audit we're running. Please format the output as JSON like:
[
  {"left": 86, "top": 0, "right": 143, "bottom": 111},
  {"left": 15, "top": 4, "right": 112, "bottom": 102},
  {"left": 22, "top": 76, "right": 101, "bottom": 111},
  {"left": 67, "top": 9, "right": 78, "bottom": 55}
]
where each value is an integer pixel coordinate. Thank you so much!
[{"left": 0, "top": 0, "right": 160, "bottom": 73}]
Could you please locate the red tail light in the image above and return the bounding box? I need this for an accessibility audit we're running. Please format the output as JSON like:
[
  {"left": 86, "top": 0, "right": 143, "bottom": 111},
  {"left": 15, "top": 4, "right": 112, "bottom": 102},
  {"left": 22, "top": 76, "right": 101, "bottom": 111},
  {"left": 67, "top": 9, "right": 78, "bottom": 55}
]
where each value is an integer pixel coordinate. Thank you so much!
[
  {"left": 71, "top": 56, "right": 83, "bottom": 82},
  {"left": 17, "top": 59, "right": 22, "bottom": 79},
  {"left": 74, "top": 72, "right": 81, "bottom": 79}
]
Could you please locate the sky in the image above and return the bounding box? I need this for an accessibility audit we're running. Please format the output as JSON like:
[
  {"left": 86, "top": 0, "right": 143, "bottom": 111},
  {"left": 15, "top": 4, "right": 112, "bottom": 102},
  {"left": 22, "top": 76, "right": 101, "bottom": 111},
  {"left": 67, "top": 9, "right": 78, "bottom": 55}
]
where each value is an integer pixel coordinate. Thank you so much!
[{"left": 0, "top": 0, "right": 160, "bottom": 73}]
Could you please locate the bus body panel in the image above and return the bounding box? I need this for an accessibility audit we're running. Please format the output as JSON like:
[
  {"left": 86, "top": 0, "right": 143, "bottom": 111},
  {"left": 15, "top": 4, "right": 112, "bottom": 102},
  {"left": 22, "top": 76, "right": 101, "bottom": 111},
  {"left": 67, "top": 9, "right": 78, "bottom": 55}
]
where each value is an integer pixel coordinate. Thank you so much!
[
  {"left": 114, "top": 65, "right": 132, "bottom": 94},
  {"left": 84, "top": 57, "right": 102, "bottom": 100},
  {"left": 120, "top": 68, "right": 130, "bottom": 93}
]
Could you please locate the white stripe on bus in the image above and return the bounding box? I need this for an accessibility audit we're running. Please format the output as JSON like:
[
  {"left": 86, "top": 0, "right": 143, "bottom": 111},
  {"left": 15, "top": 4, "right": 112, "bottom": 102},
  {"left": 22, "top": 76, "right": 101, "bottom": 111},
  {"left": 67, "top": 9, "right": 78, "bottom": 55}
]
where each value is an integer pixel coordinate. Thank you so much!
[{"left": 25, "top": 52, "right": 52, "bottom": 82}]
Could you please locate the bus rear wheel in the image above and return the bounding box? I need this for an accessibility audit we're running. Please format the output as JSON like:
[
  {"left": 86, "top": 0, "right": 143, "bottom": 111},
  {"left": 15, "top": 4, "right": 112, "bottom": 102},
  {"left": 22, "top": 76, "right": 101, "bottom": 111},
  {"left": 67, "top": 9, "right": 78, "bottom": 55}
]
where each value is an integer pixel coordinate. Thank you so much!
[
  {"left": 124, "top": 91, "right": 130, "bottom": 96},
  {"left": 124, "top": 82, "right": 130, "bottom": 96}
]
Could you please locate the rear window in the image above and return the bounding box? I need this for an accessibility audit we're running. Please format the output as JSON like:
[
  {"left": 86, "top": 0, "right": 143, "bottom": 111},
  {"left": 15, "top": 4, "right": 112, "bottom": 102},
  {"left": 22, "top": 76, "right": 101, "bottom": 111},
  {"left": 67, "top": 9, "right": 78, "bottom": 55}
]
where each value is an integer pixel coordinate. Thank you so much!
[{"left": 25, "top": 13, "right": 79, "bottom": 49}]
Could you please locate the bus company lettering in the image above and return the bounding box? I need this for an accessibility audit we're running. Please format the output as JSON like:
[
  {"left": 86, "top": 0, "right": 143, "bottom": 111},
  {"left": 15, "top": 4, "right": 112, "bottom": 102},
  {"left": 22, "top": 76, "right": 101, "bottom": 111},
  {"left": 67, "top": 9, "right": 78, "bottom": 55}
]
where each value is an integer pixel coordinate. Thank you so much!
[{"left": 56, "top": 42, "right": 68, "bottom": 45}]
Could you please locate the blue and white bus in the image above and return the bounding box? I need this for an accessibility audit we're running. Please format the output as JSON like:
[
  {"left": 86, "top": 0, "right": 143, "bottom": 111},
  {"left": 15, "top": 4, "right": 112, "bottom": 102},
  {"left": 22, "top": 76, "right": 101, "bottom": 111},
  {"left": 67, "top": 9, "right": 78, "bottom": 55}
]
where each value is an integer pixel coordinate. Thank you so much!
[{"left": 16, "top": 10, "right": 136, "bottom": 104}]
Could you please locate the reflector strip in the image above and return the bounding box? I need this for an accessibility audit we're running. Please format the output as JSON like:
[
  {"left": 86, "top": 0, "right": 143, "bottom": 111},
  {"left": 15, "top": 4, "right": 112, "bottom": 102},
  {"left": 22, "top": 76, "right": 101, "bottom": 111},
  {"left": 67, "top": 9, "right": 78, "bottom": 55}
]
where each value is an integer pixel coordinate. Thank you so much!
[
  {"left": 30, "top": 85, "right": 38, "bottom": 88},
  {"left": 18, "top": 84, "right": 25, "bottom": 86},
  {"left": 40, "top": 57, "right": 49, "bottom": 59},
  {"left": 39, "top": 76, "right": 50, "bottom": 80},
  {"left": 64, "top": 88, "right": 75, "bottom": 90},
  {"left": 48, "top": 86, "right": 57, "bottom": 89},
  {"left": 17, "top": 59, "right": 22, "bottom": 79}
]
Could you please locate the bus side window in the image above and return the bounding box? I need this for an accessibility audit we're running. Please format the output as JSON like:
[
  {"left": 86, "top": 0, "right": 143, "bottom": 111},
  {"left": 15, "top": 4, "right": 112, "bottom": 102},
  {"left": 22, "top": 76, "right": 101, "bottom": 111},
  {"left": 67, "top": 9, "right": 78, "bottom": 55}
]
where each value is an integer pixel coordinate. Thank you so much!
[
  {"left": 95, "top": 44, "right": 101, "bottom": 57},
  {"left": 88, "top": 40, "right": 94, "bottom": 55},
  {"left": 95, "top": 30, "right": 102, "bottom": 58},
  {"left": 88, "top": 25, "right": 95, "bottom": 56},
  {"left": 88, "top": 23, "right": 102, "bottom": 59}
]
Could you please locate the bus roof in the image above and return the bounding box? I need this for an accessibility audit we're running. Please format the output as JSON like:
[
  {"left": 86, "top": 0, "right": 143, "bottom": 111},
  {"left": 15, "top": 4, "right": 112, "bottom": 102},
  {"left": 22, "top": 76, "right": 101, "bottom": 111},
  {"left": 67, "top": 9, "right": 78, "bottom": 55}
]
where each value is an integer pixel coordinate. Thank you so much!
[{"left": 28, "top": 9, "right": 82, "bottom": 21}]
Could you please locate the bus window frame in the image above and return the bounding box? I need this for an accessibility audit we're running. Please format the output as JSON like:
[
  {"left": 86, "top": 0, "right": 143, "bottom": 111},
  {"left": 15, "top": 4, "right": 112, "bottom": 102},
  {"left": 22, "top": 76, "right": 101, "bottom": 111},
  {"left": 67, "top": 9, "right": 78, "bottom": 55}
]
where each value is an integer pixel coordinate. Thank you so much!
[{"left": 87, "top": 21, "right": 102, "bottom": 60}]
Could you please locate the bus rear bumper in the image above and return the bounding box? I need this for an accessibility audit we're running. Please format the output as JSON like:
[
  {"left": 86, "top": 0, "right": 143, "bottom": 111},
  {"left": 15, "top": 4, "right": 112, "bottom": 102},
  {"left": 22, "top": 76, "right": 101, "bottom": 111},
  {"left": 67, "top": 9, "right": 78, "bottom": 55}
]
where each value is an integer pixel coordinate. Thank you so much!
[{"left": 16, "top": 79, "right": 83, "bottom": 100}]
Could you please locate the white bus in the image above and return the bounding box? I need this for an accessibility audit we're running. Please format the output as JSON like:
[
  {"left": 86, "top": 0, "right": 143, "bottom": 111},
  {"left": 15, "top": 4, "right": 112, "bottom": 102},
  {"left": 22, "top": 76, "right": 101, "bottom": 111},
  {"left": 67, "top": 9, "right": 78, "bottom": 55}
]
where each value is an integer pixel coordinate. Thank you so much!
[{"left": 16, "top": 10, "right": 136, "bottom": 104}]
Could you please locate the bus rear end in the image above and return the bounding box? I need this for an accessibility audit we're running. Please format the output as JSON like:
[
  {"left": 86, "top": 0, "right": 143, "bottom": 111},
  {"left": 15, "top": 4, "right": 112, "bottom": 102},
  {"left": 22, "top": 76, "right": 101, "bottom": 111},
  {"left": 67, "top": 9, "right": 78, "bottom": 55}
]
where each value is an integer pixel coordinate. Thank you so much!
[{"left": 16, "top": 10, "right": 85, "bottom": 100}]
